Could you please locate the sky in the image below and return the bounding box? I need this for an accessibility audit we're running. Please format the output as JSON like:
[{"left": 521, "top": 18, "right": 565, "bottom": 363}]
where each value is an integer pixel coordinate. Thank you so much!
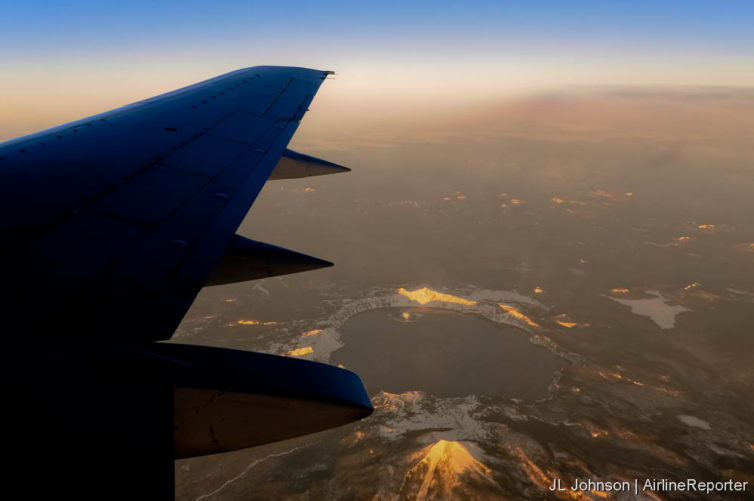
[{"left": 1, "top": 1, "right": 754, "bottom": 140}]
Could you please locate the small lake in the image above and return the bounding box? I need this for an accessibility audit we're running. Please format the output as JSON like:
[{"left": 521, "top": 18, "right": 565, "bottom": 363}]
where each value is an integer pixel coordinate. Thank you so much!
[{"left": 330, "top": 307, "right": 569, "bottom": 399}]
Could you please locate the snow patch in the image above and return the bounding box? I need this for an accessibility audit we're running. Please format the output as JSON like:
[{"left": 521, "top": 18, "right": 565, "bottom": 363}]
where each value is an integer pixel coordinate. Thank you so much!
[
  {"left": 606, "top": 290, "right": 691, "bottom": 329},
  {"left": 677, "top": 414, "right": 711, "bottom": 430}
]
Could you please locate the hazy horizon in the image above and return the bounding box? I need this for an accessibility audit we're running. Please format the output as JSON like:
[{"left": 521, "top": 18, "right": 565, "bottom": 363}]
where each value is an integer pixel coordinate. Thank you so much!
[{"left": 3, "top": 1, "right": 754, "bottom": 141}]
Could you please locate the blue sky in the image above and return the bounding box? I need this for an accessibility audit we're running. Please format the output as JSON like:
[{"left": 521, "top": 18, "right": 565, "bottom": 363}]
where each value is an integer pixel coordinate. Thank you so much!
[{"left": 2, "top": 1, "right": 753, "bottom": 65}]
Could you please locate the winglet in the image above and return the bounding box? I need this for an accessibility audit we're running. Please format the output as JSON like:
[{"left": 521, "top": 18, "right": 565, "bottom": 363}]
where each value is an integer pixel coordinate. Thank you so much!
[
  {"left": 206, "top": 235, "right": 333, "bottom": 286},
  {"left": 270, "top": 148, "right": 351, "bottom": 180}
]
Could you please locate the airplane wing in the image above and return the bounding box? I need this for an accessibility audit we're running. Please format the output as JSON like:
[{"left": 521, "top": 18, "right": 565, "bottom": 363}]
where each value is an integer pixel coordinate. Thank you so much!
[
  {"left": 0, "top": 66, "right": 344, "bottom": 340},
  {"left": 1, "top": 66, "right": 372, "bottom": 499}
]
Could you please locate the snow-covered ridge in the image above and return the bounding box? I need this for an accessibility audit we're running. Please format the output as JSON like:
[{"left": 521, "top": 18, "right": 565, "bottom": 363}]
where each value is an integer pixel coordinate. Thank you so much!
[
  {"left": 371, "top": 391, "right": 489, "bottom": 443},
  {"left": 274, "top": 285, "right": 580, "bottom": 364}
]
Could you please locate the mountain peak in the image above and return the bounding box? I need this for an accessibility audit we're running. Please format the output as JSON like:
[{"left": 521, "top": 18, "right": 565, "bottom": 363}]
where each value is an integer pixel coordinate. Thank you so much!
[{"left": 399, "top": 440, "right": 503, "bottom": 501}]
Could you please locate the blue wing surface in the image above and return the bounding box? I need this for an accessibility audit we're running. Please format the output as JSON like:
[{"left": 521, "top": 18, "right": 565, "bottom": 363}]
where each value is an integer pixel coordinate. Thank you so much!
[{"left": 0, "top": 66, "right": 331, "bottom": 340}]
